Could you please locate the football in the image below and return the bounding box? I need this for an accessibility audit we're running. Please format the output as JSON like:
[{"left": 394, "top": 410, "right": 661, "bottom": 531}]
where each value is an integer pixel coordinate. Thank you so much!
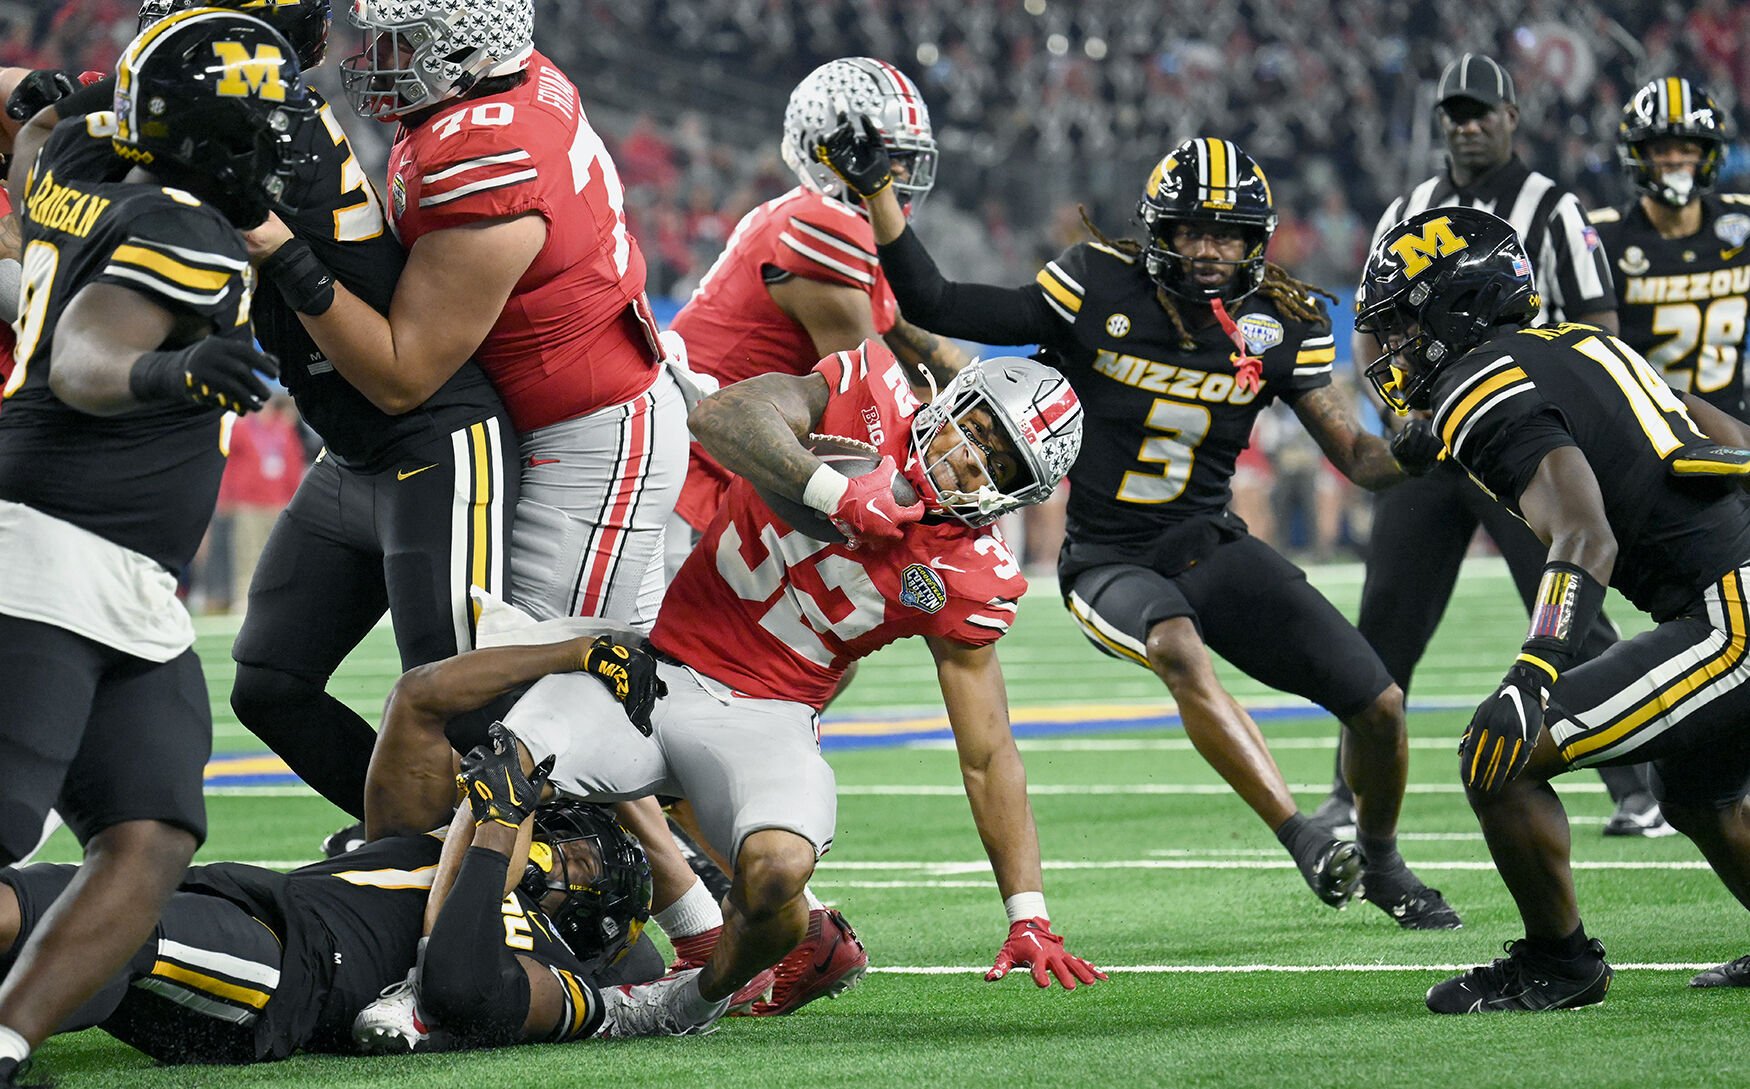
[{"left": 756, "top": 433, "right": 921, "bottom": 543}]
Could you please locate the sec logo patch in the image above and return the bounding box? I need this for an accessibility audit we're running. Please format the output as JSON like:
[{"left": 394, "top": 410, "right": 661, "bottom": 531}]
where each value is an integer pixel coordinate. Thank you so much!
[{"left": 1105, "top": 313, "right": 1131, "bottom": 338}]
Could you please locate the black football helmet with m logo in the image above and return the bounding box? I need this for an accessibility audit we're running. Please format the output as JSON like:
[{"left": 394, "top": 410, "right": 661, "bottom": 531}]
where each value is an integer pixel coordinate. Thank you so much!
[
  {"left": 114, "top": 7, "right": 316, "bottom": 227},
  {"left": 1136, "top": 137, "right": 1278, "bottom": 303},
  {"left": 139, "top": 0, "right": 334, "bottom": 70},
  {"left": 1355, "top": 207, "right": 1540, "bottom": 412}
]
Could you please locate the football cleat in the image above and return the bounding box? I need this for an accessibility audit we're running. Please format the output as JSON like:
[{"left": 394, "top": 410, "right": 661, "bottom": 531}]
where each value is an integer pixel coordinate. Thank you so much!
[
  {"left": 1690, "top": 954, "right": 1750, "bottom": 988},
  {"left": 1307, "top": 791, "right": 1358, "bottom": 840},
  {"left": 351, "top": 973, "right": 457, "bottom": 1054},
  {"left": 667, "top": 926, "right": 776, "bottom": 1013},
  {"left": 1361, "top": 862, "right": 1462, "bottom": 930},
  {"left": 748, "top": 908, "right": 869, "bottom": 1016},
  {"left": 321, "top": 821, "right": 366, "bottom": 859},
  {"left": 1602, "top": 792, "right": 1677, "bottom": 838},
  {"left": 596, "top": 968, "right": 727, "bottom": 1039},
  {"left": 1426, "top": 939, "right": 1612, "bottom": 1013},
  {"left": 1298, "top": 838, "right": 1364, "bottom": 908}
]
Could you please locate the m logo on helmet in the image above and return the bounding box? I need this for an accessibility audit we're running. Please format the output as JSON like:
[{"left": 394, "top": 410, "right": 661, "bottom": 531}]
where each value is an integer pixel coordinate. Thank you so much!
[
  {"left": 211, "top": 41, "right": 287, "bottom": 101},
  {"left": 1386, "top": 215, "right": 1469, "bottom": 279}
]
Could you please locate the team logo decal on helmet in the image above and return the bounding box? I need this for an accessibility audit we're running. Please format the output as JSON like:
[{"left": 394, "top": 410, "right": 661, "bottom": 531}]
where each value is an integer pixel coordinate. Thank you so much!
[
  {"left": 114, "top": 8, "right": 316, "bottom": 227},
  {"left": 783, "top": 57, "right": 938, "bottom": 208},
  {"left": 341, "top": 0, "right": 534, "bottom": 120},
  {"left": 1618, "top": 77, "right": 1730, "bottom": 208},
  {"left": 139, "top": 0, "right": 334, "bottom": 69},
  {"left": 909, "top": 356, "right": 1082, "bottom": 527},
  {"left": 1137, "top": 137, "right": 1278, "bottom": 303},
  {"left": 1355, "top": 207, "right": 1540, "bottom": 413},
  {"left": 520, "top": 801, "right": 653, "bottom": 968}
]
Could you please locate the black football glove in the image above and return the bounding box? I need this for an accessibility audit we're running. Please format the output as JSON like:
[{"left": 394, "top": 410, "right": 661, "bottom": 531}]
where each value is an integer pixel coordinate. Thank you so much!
[
  {"left": 129, "top": 337, "right": 280, "bottom": 414},
  {"left": 1459, "top": 661, "right": 1548, "bottom": 795},
  {"left": 811, "top": 112, "right": 893, "bottom": 201},
  {"left": 5, "top": 69, "right": 76, "bottom": 122},
  {"left": 581, "top": 635, "right": 666, "bottom": 736},
  {"left": 1390, "top": 418, "right": 1444, "bottom": 477},
  {"left": 458, "top": 722, "right": 555, "bottom": 828}
]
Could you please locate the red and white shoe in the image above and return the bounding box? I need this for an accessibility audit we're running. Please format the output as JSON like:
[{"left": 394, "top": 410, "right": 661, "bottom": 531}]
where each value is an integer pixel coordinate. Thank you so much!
[
  {"left": 748, "top": 908, "right": 868, "bottom": 1016},
  {"left": 668, "top": 925, "right": 776, "bottom": 1013}
]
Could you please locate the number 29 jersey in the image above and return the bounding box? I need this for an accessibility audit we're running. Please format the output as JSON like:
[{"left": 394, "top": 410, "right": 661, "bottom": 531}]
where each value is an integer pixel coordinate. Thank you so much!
[{"left": 651, "top": 340, "right": 1027, "bottom": 709}]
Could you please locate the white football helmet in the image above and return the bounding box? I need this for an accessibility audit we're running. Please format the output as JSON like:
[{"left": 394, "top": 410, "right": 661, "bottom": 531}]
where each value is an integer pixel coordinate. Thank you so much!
[
  {"left": 782, "top": 57, "right": 938, "bottom": 208},
  {"left": 909, "top": 357, "right": 1083, "bottom": 528},
  {"left": 339, "top": 0, "right": 533, "bottom": 120}
]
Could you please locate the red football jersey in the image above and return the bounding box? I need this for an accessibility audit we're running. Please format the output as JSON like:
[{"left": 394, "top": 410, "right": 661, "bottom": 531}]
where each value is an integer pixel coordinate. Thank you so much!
[
  {"left": 651, "top": 341, "right": 1027, "bottom": 709},
  {"left": 387, "top": 53, "right": 659, "bottom": 433},
  {"left": 671, "top": 186, "right": 898, "bottom": 530}
]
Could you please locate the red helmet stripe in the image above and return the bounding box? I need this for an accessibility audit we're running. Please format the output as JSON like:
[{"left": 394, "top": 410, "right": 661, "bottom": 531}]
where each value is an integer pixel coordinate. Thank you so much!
[
  {"left": 1026, "top": 383, "right": 1078, "bottom": 436},
  {"left": 870, "top": 58, "right": 920, "bottom": 131}
]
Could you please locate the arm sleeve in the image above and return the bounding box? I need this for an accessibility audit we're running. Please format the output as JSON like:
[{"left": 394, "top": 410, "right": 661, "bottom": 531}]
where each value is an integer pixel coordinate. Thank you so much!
[
  {"left": 418, "top": 846, "right": 532, "bottom": 1048},
  {"left": 56, "top": 75, "right": 115, "bottom": 120},
  {"left": 877, "top": 225, "right": 1062, "bottom": 345}
]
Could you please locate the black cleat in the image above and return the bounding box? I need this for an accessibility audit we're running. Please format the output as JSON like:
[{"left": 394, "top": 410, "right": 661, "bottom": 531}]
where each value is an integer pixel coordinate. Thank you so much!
[
  {"left": 321, "top": 821, "right": 366, "bottom": 859},
  {"left": 0, "top": 1057, "right": 50, "bottom": 1089},
  {"left": 1300, "top": 838, "right": 1363, "bottom": 908},
  {"left": 1307, "top": 791, "right": 1357, "bottom": 839},
  {"left": 1426, "top": 938, "right": 1612, "bottom": 1013},
  {"left": 1690, "top": 954, "right": 1750, "bottom": 988},
  {"left": 1362, "top": 862, "right": 1462, "bottom": 929}
]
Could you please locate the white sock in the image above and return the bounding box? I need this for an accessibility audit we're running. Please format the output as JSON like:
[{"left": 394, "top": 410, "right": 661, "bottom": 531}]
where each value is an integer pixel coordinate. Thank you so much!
[
  {"left": 803, "top": 885, "right": 826, "bottom": 912},
  {"left": 0, "top": 1025, "right": 30, "bottom": 1065},
  {"left": 652, "top": 878, "right": 722, "bottom": 939},
  {"left": 678, "top": 973, "right": 730, "bottom": 1019}
]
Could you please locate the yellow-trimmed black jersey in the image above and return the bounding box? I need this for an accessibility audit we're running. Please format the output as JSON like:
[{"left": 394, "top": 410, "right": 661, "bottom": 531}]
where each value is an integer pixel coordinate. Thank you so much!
[
  {"left": 1034, "top": 242, "right": 1334, "bottom": 544},
  {"left": 1590, "top": 194, "right": 1750, "bottom": 419},
  {"left": 1429, "top": 322, "right": 1750, "bottom": 619},
  {"left": 0, "top": 119, "right": 252, "bottom": 570}
]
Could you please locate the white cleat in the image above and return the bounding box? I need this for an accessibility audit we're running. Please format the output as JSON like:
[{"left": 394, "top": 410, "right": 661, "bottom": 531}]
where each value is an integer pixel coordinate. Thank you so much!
[
  {"left": 596, "top": 968, "right": 729, "bottom": 1040},
  {"left": 352, "top": 973, "right": 455, "bottom": 1054}
]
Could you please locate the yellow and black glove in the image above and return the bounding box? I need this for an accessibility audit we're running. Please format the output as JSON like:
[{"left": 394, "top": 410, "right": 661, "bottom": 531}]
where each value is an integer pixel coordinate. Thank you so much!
[
  {"left": 811, "top": 112, "right": 893, "bottom": 201},
  {"left": 458, "top": 722, "right": 554, "bottom": 829},
  {"left": 581, "top": 635, "right": 667, "bottom": 736}
]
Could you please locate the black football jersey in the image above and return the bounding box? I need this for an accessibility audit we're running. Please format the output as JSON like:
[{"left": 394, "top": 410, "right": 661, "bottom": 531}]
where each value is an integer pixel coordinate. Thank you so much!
[
  {"left": 1031, "top": 242, "right": 1334, "bottom": 544},
  {"left": 1590, "top": 194, "right": 1750, "bottom": 419},
  {"left": 1429, "top": 322, "right": 1750, "bottom": 619},
  {"left": 0, "top": 118, "right": 251, "bottom": 571}
]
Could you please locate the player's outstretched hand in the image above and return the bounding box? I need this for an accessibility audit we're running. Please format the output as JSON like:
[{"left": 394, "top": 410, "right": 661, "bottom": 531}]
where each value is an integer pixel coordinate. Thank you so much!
[
  {"left": 985, "top": 918, "right": 1107, "bottom": 991},
  {"left": 823, "top": 454, "right": 923, "bottom": 549},
  {"left": 1390, "top": 418, "right": 1445, "bottom": 476},
  {"left": 1459, "top": 662, "right": 1547, "bottom": 794},
  {"left": 5, "top": 68, "right": 76, "bottom": 122},
  {"left": 811, "top": 111, "right": 893, "bottom": 201},
  {"left": 130, "top": 337, "right": 279, "bottom": 414},
  {"left": 458, "top": 722, "right": 554, "bottom": 829},
  {"left": 580, "top": 635, "right": 666, "bottom": 736}
]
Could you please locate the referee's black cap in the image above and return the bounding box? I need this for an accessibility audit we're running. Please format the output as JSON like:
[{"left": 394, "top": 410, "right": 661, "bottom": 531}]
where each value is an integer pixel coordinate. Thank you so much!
[{"left": 1436, "top": 53, "right": 1517, "bottom": 108}]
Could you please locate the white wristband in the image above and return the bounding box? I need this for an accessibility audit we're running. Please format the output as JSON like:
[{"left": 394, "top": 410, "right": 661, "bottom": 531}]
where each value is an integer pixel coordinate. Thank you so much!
[
  {"left": 1003, "top": 891, "right": 1049, "bottom": 924},
  {"left": 802, "top": 463, "right": 849, "bottom": 514}
]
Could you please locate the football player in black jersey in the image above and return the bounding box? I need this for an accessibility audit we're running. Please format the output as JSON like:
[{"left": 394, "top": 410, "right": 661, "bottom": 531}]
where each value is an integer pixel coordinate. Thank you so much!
[
  {"left": 1358, "top": 206, "right": 1750, "bottom": 1011},
  {"left": 814, "top": 127, "right": 1458, "bottom": 928},
  {"left": 1590, "top": 78, "right": 1750, "bottom": 421},
  {"left": 0, "top": 12, "right": 301, "bottom": 1084}
]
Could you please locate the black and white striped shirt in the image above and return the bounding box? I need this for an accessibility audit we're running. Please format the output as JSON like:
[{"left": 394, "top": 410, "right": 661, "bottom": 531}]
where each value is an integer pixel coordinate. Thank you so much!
[{"left": 1368, "top": 155, "right": 1615, "bottom": 323}]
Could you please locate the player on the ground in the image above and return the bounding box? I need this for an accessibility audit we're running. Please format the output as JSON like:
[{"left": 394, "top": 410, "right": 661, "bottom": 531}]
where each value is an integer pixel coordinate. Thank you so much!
[
  {"left": 818, "top": 127, "right": 1458, "bottom": 927},
  {"left": 1355, "top": 206, "right": 1750, "bottom": 1012},
  {"left": 361, "top": 342, "right": 1104, "bottom": 1043},
  {"left": 1590, "top": 78, "right": 1749, "bottom": 421},
  {"left": 0, "top": 13, "right": 299, "bottom": 1084}
]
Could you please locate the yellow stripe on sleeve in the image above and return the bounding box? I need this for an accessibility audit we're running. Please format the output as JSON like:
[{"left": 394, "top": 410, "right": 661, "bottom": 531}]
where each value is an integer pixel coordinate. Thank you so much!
[
  {"left": 1034, "top": 268, "right": 1083, "bottom": 313},
  {"left": 150, "top": 961, "right": 272, "bottom": 1010},
  {"left": 1439, "top": 367, "right": 1529, "bottom": 450},
  {"left": 110, "top": 244, "right": 231, "bottom": 291}
]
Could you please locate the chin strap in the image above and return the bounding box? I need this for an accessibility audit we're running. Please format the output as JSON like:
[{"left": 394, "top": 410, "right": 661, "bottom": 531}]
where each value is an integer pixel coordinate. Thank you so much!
[{"left": 1209, "top": 298, "right": 1263, "bottom": 394}]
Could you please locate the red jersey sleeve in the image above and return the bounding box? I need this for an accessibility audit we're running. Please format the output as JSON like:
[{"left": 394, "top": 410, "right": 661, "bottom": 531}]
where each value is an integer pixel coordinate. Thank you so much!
[
  {"left": 396, "top": 117, "right": 545, "bottom": 233},
  {"left": 770, "top": 197, "right": 881, "bottom": 291}
]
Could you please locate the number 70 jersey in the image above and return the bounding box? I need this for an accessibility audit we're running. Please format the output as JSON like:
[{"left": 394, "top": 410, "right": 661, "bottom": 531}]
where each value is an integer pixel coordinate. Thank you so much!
[{"left": 650, "top": 341, "right": 1029, "bottom": 710}]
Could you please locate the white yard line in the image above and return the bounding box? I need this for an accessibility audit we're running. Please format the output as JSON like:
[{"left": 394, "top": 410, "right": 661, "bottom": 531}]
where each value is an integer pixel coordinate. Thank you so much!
[{"left": 868, "top": 962, "right": 1716, "bottom": 975}]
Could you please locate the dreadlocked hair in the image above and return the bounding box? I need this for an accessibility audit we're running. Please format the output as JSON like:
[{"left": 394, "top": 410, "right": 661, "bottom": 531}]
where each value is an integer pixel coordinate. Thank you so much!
[{"left": 1078, "top": 205, "right": 1339, "bottom": 347}]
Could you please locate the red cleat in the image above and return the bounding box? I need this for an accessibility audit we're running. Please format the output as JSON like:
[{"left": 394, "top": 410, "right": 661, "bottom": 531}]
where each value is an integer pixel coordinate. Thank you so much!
[
  {"left": 748, "top": 908, "right": 869, "bottom": 1016},
  {"left": 667, "top": 925, "right": 776, "bottom": 1013}
]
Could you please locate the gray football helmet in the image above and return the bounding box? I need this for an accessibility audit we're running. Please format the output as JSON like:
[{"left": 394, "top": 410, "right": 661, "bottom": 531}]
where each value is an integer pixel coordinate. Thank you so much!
[{"left": 782, "top": 57, "right": 937, "bottom": 207}]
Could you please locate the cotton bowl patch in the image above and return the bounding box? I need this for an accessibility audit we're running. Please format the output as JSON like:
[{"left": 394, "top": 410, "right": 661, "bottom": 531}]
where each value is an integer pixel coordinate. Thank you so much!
[
  {"left": 1716, "top": 214, "right": 1750, "bottom": 249},
  {"left": 1236, "top": 314, "right": 1283, "bottom": 353},
  {"left": 899, "top": 563, "right": 947, "bottom": 613}
]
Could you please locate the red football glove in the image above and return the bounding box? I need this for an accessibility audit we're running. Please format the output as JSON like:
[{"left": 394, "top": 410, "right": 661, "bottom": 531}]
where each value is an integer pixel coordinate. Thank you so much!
[
  {"left": 985, "top": 918, "right": 1107, "bottom": 990},
  {"left": 826, "top": 454, "right": 923, "bottom": 548}
]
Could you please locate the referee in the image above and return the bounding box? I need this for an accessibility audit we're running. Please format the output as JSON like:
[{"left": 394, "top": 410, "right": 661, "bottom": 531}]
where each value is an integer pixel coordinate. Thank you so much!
[{"left": 1313, "top": 53, "right": 1663, "bottom": 837}]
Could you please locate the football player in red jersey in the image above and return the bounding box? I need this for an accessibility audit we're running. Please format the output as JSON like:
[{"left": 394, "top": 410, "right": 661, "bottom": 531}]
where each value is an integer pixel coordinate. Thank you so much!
[
  {"left": 668, "top": 57, "right": 966, "bottom": 573},
  {"left": 363, "top": 342, "right": 1102, "bottom": 1041},
  {"left": 245, "top": 0, "right": 686, "bottom": 629}
]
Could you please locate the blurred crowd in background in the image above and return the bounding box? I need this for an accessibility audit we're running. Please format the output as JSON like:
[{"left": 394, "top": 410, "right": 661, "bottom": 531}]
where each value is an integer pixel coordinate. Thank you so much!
[{"left": 6, "top": 0, "right": 1747, "bottom": 596}]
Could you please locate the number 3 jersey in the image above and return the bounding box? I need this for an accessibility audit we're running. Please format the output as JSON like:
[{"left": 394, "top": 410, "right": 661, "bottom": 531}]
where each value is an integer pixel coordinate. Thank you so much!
[
  {"left": 651, "top": 340, "right": 1027, "bottom": 709},
  {"left": 1589, "top": 193, "right": 1750, "bottom": 419},
  {"left": 1429, "top": 322, "right": 1750, "bottom": 619}
]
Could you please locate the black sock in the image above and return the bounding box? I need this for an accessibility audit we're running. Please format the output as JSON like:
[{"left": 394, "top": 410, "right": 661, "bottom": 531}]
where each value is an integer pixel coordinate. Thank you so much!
[
  {"left": 1358, "top": 834, "right": 1402, "bottom": 871},
  {"left": 1275, "top": 813, "right": 1334, "bottom": 871},
  {"left": 1528, "top": 923, "right": 1590, "bottom": 962}
]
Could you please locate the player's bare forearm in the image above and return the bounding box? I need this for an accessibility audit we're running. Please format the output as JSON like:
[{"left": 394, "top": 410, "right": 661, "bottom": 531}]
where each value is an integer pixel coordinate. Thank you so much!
[
  {"left": 423, "top": 801, "right": 536, "bottom": 935},
  {"left": 1684, "top": 392, "right": 1750, "bottom": 449},
  {"left": 1290, "top": 384, "right": 1404, "bottom": 489},
  {"left": 884, "top": 316, "right": 968, "bottom": 388},
  {"left": 930, "top": 638, "right": 1045, "bottom": 898},
  {"left": 688, "top": 371, "right": 832, "bottom": 497},
  {"left": 46, "top": 283, "right": 178, "bottom": 414},
  {"left": 1517, "top": 445, "right": 1618, "bottom": 585}
]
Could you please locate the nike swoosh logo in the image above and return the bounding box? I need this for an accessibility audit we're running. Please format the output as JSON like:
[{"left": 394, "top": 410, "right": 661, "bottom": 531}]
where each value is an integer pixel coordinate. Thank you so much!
[
  {"left": 928, "top": 558, "right": 965, "bottom": 573},
  {"left": 864, "top": 499, "right": 894, "bottom": 524},
  {"left": 1501, "top": 686, "right": 1525, "bottom": 725},
  {"left": 1723, "top": 245, "right": 1746, "bottom": 261},
  {"left": 813, "top": 933, "right": 843, "bottom": 972},
  {"left": 397, "top": 464, "right": 437, "bottom": 481}
]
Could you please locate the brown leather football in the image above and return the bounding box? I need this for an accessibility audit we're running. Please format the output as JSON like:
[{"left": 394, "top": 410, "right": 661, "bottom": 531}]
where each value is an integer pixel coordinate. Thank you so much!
[{"left": 755, "top": 434, "right": 921, "bottom": 542}]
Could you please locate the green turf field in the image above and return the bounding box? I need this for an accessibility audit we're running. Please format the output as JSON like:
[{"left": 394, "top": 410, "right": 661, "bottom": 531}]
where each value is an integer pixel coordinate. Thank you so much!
[{"left": 25, "top": 560, "right": 1749, "bottom": 1088}]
